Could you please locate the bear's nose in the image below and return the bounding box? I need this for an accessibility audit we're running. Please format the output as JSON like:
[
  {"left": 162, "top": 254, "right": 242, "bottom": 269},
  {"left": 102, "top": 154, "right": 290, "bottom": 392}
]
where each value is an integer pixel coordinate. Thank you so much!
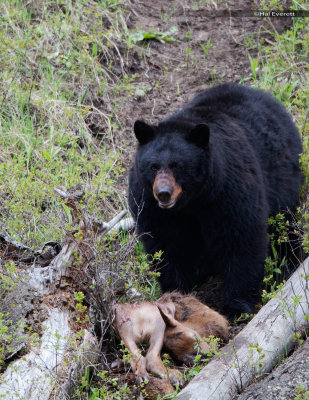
[{"left": 156, "top": 188, "right": 172, "bottom": 203}]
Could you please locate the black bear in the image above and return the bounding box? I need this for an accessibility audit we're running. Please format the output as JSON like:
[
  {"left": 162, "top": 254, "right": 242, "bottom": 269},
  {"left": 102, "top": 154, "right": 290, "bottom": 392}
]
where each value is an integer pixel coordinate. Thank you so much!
[{"left": 128, "top": 83, "right": 302, "bottom": 316}]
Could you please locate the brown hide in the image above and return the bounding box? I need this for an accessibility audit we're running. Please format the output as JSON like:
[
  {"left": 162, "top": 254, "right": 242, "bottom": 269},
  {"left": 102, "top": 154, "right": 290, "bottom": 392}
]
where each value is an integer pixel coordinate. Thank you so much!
[
  {"left": 113, "top": 293, "right": 228, "bottom": 381},
  {"left": 157, "top": 292, "right": 229, "bottom": 365}
]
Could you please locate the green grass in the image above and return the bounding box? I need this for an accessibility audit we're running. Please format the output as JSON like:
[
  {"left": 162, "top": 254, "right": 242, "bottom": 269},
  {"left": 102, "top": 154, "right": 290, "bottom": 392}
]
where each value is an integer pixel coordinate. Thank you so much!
[
  {"left": 0, "top": 0, "right": 133, "bottom": 246},
  {"left": 1, "top": 0, "right": 306, "bottom": 248}
]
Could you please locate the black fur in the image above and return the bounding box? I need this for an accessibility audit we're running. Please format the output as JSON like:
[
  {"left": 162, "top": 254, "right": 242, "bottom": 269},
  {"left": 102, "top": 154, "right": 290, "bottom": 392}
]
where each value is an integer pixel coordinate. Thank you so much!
[{"left": 128, "top": 83, "right": 302, "bottom": 316}]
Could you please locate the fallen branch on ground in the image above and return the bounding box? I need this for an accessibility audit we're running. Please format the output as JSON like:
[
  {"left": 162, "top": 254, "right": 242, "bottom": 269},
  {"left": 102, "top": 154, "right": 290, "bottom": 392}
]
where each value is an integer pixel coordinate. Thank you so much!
[{"left": 0, "top": 187, "right": 133, "bottom": 400}]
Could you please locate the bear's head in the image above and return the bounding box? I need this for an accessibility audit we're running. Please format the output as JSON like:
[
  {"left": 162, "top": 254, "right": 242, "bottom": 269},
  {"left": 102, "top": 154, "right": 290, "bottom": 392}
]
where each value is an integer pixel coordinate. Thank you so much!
[{"left": 133, "top": 119, "right": 210, "bottom": 210}]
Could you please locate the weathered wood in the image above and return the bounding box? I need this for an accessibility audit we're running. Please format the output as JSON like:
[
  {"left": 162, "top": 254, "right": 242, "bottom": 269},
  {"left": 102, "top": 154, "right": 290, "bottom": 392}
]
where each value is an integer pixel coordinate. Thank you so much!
[
  {"left": 0, "top": 233, "right": 61, "bottom": 265},
  {"left": 0, "top": 309, "right": 71, "bottom": 400},
  {"left": 59, "top": 330, "right": 100, "bottom": 400},
  {"left": 111, "top": 216, "right": 135, "bottom": 233},
  {"left": 176, "top": 257, "right": 309, "bottom": 400},
  {"left": 0, "top": 189, "right": 130, "bottom": 400},
  {"left": 0, "top": 235, "right": 93, "bottom": 400}
]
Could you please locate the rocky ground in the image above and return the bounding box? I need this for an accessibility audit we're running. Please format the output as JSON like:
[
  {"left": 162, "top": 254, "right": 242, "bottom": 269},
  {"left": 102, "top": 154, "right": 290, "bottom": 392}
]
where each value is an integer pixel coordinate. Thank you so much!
[{"left": 236, "top": 339, "right": 309, "bottom": 400}]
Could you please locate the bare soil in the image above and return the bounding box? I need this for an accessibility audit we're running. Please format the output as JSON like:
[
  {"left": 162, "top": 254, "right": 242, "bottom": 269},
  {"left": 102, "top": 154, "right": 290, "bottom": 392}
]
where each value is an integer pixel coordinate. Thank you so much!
[
  {"left": 109, "top": 0, "right": 293, "bottom": 215},
  {"left": 114, "top": 0, "right": 292, "bottom": 161}
]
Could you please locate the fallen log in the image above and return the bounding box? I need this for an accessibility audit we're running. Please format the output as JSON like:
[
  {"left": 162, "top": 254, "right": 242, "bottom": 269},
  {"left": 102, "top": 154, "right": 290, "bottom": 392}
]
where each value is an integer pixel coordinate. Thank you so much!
[
  {"left": 176, "top": 256, "right": 309, "bottom": 400},
  {"left": 0, "top": 309, "right": 71, "bottom": 400},
  {"left": 0, "top": 233, "right": 61, "bottom": 266},
  {"left": 0, "top": 188, "right": 133, "bottom": 400}
]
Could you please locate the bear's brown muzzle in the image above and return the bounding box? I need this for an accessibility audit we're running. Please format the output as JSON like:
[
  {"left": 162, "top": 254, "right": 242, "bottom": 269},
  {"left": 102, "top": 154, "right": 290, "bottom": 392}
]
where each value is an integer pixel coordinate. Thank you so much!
[{"left": 153, "top": 170, "right": 182, "bottom": 209}]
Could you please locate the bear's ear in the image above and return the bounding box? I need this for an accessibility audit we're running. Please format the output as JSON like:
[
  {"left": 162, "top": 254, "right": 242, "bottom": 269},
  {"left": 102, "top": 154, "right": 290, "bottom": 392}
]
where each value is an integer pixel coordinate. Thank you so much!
[
  {"left": 187, "top": 123, "right": 210, "bottom": 148},
  {"left": 134, "top": 120, "right": 156, "bottom": 145}
]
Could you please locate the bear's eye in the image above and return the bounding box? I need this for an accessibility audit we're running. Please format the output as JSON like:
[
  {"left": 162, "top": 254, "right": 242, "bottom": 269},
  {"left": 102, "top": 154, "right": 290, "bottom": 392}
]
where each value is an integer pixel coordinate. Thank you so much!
[
  {"left": 169, "top": 162, "right": 180, "bottom": 169},
  {"left": 151, "top": 163, "right": 160, "bottom": 171}
]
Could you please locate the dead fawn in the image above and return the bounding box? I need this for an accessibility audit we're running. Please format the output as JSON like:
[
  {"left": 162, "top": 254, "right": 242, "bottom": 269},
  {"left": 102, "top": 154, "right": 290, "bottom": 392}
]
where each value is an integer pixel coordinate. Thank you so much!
[
  {"left": 113, "top": 292, "right": 228, "bottom": 385},
  {"left": 158, "top": 292, "right": 229, "bottom": 366}
]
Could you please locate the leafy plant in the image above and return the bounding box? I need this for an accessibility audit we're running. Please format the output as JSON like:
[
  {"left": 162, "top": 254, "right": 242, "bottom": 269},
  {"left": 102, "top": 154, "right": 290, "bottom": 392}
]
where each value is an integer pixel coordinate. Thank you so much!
[
  {"left": 128, "top": 26, "right": 178, "bottom": 44},
  {"left": 295, "top": 384, "right": 309, "bottom": 400},
  {"left": 200, "top": 38, "right": 212, "bottom": 56}
]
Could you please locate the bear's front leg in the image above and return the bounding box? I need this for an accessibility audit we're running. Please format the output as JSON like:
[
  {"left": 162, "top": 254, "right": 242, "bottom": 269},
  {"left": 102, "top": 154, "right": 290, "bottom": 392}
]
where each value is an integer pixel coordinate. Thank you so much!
[{"left": 222, "top": 253, "right": 265, "bottom": 318}]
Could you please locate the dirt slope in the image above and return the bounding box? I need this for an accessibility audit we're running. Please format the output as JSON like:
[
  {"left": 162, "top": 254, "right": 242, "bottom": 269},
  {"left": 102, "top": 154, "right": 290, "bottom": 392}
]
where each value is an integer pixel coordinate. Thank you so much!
[{"left": 116, "top": 0, "right": 292, "bottom": 156}]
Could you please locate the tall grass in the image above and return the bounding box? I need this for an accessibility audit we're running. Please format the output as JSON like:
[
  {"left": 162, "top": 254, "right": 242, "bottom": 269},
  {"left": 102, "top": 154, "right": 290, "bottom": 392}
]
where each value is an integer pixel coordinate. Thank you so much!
[{"left": 0, "top": 0, "right": 133, "bottom": 246}]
